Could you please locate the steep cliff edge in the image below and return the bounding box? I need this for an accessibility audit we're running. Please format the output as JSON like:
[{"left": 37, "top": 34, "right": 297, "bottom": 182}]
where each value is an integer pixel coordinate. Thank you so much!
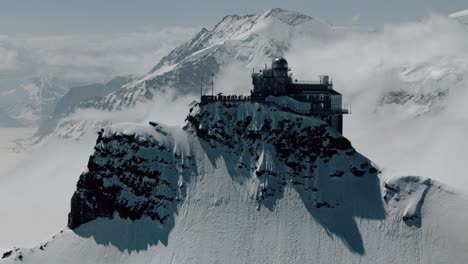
[
  {"left": 3, "top": 100, "right": 468, "bottom": 264},
  {"left": 68, "top": 100, "right": 378, "bottom": 233}
]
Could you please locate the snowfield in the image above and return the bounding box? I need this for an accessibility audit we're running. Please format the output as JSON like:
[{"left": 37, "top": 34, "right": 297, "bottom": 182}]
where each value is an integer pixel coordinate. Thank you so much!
[{"left": 2, "top": 100, "right": 467, "bottom": 264}]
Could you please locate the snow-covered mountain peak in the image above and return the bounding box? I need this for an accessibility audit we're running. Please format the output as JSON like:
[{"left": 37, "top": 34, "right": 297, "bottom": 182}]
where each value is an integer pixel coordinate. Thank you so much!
[
  {"left": 23, "top": 76, "right": 67, "bottom": 99},
  {"left": 30, "top": 8, "right": 342, "bottom": 141},
  {"left": 149, "top": 8, "right": 330, "bottom": 75},
  {"left": 449, "top": 9, "right": 468, "bottom": 18},
  {"left": 449, "top": 9, "right": 468, "bottom": 24},
  {"left": 67, "top": 99, "right": 383, "bottom": 246},
  {"left": 261, "top": 7, "right": 315, "bottom": 25},
  {"left": 35, "top": 8, "right": 467, "bottom": 144},
  {"left": 0, "top": 75, "right": 71, "bottom": 127},
  {"left": 4, "top": 100, "right": 468, "bottom": 263}
]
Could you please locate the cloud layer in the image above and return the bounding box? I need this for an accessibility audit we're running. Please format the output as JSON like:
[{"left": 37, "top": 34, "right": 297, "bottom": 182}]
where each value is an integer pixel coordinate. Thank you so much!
[
  {"left": 286, "top": 13, "right": 468, "bottom": 189},
  {"left": 0, "top": 27, "right": 196, "bottom": 89}
]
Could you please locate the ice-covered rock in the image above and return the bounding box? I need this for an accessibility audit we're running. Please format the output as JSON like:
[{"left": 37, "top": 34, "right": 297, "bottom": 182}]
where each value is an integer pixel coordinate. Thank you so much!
[
  {"left": 4, "top": 100, "right": 468, "bottom": 264},
  {"left": 68, "top": 100, "right": 376, "bottom": 230}
]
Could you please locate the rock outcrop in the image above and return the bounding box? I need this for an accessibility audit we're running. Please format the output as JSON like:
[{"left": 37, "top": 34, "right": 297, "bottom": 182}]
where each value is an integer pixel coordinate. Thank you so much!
[{"left": 68, "top": 99, "right": 379, "bottom": 229}]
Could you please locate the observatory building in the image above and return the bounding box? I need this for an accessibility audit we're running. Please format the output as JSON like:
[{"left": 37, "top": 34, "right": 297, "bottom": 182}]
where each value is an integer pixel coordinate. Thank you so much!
[
  {"left": 250, "top": 57, "right": 348, "bottom": 133},
  {"left": 200, "top": 56, "right": 349, "bottom": 134}
]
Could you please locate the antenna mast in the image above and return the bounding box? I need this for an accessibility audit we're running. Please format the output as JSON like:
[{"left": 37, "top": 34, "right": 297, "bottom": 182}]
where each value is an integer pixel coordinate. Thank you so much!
[{"left": 200, "top": 76, "right": 203, "bottom": 99}]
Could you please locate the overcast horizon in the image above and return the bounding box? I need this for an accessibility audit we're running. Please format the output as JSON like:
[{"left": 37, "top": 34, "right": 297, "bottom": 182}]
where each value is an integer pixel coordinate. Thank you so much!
[
  {"left": 0, "top": 2, "right": 467, "bottom": 89},
  {"left": 0, "top": 1, "right": 467, "bottom": 35}
]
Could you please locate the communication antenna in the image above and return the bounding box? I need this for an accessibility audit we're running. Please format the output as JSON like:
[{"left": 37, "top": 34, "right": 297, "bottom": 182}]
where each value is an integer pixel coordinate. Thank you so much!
[
  {"left": 211, "top": 72, "right": 214, "bottom": 97},
  {"left": 200, "top": 75, "right": 203, "bottom": 99}
]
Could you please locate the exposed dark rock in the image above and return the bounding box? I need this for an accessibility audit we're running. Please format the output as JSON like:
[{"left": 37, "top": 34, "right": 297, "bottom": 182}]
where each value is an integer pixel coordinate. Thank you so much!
[
  {"left": 315, "top": 201, "right": 332, "bottom": 208},
  {"left": 350, "top": 167, "right": 366, "bottom": 177},
  {"left": 69, "top": 102, "right": 373, "bottom": 231},
  {"left": 384, "top": 183, "right": 398, "bottom": 192},
  {"left": 185, "top": 103, "right": 372, "bottom": 206},
  {"left": 402, "top": 215, "right": 417, "bottom": 222},
  {"left": 2, "top": 250, "right": 12, "bottom": 259},
  {"left": 68, "top": 129, "right": 195, "bottom": 229},
  {"left": 360, "top": 163, "right": 370, "bottom": 169},
  {"left": 96, "top": 128, "right": 104, "bottom": 144},
  {"left": 330, "top": 170, "right": 345, "bottom": 177}
]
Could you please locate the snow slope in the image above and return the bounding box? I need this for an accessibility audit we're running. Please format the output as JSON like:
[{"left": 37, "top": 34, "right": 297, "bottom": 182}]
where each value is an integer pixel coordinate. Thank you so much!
[{"left": 2, "top": 99, "right": 467, "bottom": 263}]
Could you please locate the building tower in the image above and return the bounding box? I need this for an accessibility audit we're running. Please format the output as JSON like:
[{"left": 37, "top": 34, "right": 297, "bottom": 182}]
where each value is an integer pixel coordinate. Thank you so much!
[{"left": 251, "top": 56, "right": 349, "bottom": 134}]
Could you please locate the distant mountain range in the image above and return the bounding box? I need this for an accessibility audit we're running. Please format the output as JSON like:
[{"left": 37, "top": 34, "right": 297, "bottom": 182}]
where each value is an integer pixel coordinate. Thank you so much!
[
  {"left": 0, "top": 76, "right": 71, "bottom": 127},
  {"left": 34, "top": 76, "right": 132, "bottom": 138},
  {"left": 30, "top": 8, "right": 346, "bottom": 140},
  {"left": 3, "top": 8, "right": 467, "bottom": 143}
]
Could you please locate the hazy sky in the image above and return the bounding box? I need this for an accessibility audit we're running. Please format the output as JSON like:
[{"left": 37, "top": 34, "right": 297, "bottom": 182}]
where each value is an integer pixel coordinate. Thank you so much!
[{"left": 0, "top": 0, "right": 466, "bottom": 34}]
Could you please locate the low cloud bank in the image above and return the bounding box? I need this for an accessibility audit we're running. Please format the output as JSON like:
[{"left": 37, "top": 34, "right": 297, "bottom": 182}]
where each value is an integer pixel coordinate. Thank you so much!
[
  {"left": 65, "top": 87, "right": 198, "bottom": 127},
  {"left": 286, "top": 13, "right": 468, "bottom": 189},
  {"left": 0, "top": 27, "right": 196, "bottom": 89},
  {"left": 0, "top": 87, "right": 197, "bottom": 248}
]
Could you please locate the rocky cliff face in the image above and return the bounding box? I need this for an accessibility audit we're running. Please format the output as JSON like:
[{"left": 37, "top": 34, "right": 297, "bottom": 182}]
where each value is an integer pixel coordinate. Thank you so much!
[
  {"left": 186, "top": 102, "right": 379, "bottom": 207},
  {"left": 68, "top": 100, "right": 378, "bottom": 231},
  {"left": 68, "top": 123, "right": 196, "bottom": 229}
]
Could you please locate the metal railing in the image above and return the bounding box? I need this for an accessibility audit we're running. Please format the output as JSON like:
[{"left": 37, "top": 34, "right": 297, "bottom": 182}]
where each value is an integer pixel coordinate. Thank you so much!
[
  {"left": 269, "top": 101, "right": 349, "bottom": 115},
  {"left": 200, "top": 95, "right": 350, "bottom": 115},
  {"left": 201, "top": 95, "right": 252, "bottom": 103}
]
